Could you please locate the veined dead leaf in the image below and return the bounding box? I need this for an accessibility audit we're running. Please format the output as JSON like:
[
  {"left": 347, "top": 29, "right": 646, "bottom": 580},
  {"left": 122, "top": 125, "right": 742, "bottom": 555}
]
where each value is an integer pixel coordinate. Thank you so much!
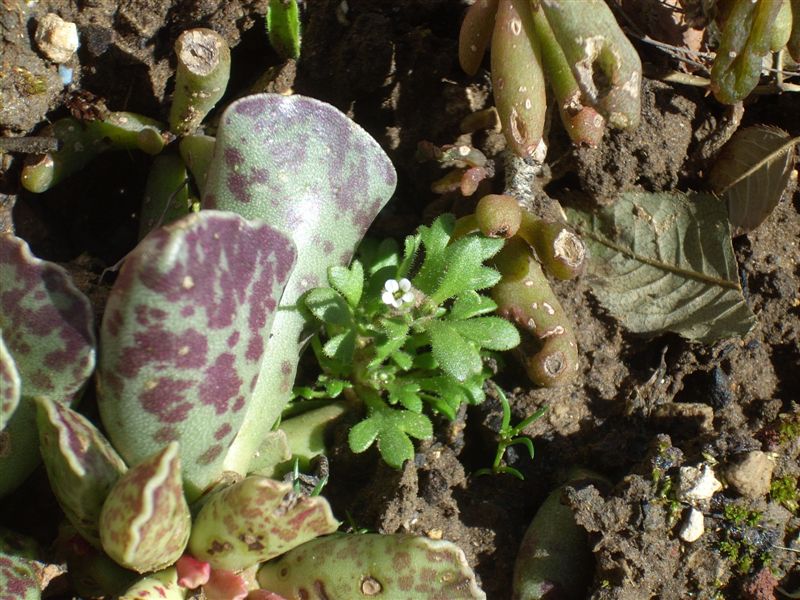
[
  {"left": 709, "top": 125, "right": 798, "bottom": 236},
  {"left": 566, "top": 191, "right": 756, "bottom": 343}
]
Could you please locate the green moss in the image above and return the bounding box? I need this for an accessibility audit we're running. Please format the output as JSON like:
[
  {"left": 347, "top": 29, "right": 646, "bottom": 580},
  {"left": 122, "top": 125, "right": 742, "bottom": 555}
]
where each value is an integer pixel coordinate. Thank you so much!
[
  {"left": 778, "top": 414, "right": 800, "bottom": 445},
  {"left": 14, "top": 67, "right": 47, "bottom": 96},
  {"left": 770, "top": 474, "right": 799, "bottom": 512},
  {"left": 723, "top": 503, "right": 762, "bottom": 527}
]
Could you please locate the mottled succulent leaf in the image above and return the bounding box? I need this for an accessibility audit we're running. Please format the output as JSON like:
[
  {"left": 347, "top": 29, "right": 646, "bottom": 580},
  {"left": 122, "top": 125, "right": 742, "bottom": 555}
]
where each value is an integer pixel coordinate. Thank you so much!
[
  {"left": 0, "top": 334, "right": 20, "bottom": 430},
  {"left": 34, "top": 397, "right": 127, "bottom": 547},
  {"left": 566, "top": 192, "right": 756, "bottom": 342},
  {"left": 0, "top": 401, "right": 40, "bottom": 498},
  {"left": 257, "top": 534, "right": 486, "bottom": 599},
  {"left": 0, "top": 552, "right": 40, "bottom": 600},
  {"left": 97, "top": 211, "right": 296, "bottom": 498},
  {"left": 0, "top": 234, "right": 95, "bottom": 401},
  {"left": 99, "top": 443, "right": 191, "bottom": 573},
  {"left": 189, "top": 476, "right": 340, "bottom": 571},
  {"left": 709, "top": 126, "right": 798, "bottom": 235},
  {"left": 201, "top": 94, "right": 396, "bottom": 475},
  {"left": 118, "top": 568, "right": 186, "bottom": 600}
]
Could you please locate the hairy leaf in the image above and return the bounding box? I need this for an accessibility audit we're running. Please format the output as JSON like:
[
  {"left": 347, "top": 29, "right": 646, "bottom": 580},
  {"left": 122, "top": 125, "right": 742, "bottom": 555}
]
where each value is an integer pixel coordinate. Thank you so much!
[
  {"left": 266, "top": 0, "right": 301, "bottom": 59},
  {"left": 709, "top": 126, "right": 798, "bottom": 235},
  {"left": 567, "top": 192, "right": 756, "bottom": 342},
  {"left": 304, "top": 288, "right": 352, "bottom": 327},
  {"left": 450, "top": 316, "right": 521, "bottom": 350},
  {"left": 328, "top": 261, "right": 364, "bottom": 308},
  {"left": 257, "top": 534, "right": 486, "bottom": 600},
  {"left": 348, "top": 402, "right": 432, "bottom": 468},
  {"left": 97, "top": 211, "right": 296, "bottom": 498},
  {"left": 189, "top": 476, "right": 339, "bottom": 571},
  {"left": 448, "top": 291, "right": 498, "bottom": 320},
  {"left": 428, "top": 321, "right": 483, "bottom": 382}
]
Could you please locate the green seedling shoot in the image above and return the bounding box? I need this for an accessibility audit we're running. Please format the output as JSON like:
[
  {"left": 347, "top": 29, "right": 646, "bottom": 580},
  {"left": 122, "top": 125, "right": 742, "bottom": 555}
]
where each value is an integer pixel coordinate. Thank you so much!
[{"left": 474, "top": 385, "right": 546, "bottom": 480}]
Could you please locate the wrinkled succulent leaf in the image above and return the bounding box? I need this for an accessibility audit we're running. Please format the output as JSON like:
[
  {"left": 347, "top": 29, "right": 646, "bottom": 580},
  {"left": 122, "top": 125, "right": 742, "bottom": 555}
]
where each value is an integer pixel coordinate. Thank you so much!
[
  {"left": 201, "top": 94, "right": 396, "bottom": 475},
  {"left": 0, "top": 234, "right": 95, "bottom": 401},
  {"left": 0, "top": 334, "right": 20, "bottom": 430},
  {"left": 175, "top": 554, "right": 210, "bottom": 589},
  {"left": 566, "top": 192, "right": 756, "bottom": 342},
  {"left": 119, "top": 567, "right": 186, "bottom": 600},
  {"left": 709, "top": 126, "right": 797, "bottom": 235},
  {"left": 189, "top": 476, "right": 339, "bottom": 571},
  {"left": 99, "top": 443, "right": 191, "bottom": 573},
  {"left": 0, "top": 552, "right": 40, "bottom": 600},
  {"left": 257, "top": 534, "right": 486, "bottom": 599},
  {"left": 97, "top": 212, "right": 296, "bottom": 498},
  {"left": 189, "top": 476, "right": 340, "bottom": 571},
  {"left": 34, "top": 397, "right": 127, "bottom": 547}
]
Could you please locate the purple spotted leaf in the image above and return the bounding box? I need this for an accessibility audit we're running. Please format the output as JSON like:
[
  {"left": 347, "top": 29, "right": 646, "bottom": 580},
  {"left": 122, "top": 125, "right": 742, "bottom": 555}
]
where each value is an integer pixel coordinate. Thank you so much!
[
  {"left": 0, "top": 234, "right": 95, "bottom": 402},
  {"left": 118, "top": 568, "right": 185, "bottom": 600},
  {"left": 99, "top": 442, "right": 191, "bottom": 573},
  {"left": 257, "top": 534, "right": 486, "bottom": 599},
  {"left": 34, "top": 397, "right": 127, "bottom": 547},
  {"left": 201, "top": 94, "right": 396, "bottom": 475},
  {"left": 0, "top": 552, "right": 40, "bottom": 600},
  {"left": 188, "top": 476, "right": 339, "bottom": 571},
  {"left": 0, "top": 334, "right": 20, "bottom": 431},
  {"left": 97, "top": 211, "right": 296, "bottom": 497},
  {"left": 0, "top": 233, "right": 95, "bottom": 498}
]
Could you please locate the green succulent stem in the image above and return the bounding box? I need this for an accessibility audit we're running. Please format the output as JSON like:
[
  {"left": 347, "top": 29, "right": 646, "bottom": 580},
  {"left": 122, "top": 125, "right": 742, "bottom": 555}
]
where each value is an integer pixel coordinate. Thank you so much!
[
  {"left": 20, "top": 113, "right": 165, "bottom": 193},
  {"left": 491, "top": 237, "right": 579, "bottom": 386},
  {"left": 178, "top": 134, "right": 215, "bottom": 195},
  {"left": 538, "top": 0, "right": 641, "bottom": 129},
  {"left": 169, "top": 28, "right": 231, "bottom": 136},
  {"left": 138, "top": 154, "right": 192, "bottom": 240},
  {"left": 517, "top": 213, "right": 586, "bottom": 280},
  {"left": 710, "top": 0, "right": 783, "bottom": 104},
  {"left": 459, "top": 0, "right": 499, "bottom": 76},
  {"left": 530, "top": 4, "right": 605, "bottom": 146},
  {"left": 789, "top": 0, "right": 800, "bottom": 61}
]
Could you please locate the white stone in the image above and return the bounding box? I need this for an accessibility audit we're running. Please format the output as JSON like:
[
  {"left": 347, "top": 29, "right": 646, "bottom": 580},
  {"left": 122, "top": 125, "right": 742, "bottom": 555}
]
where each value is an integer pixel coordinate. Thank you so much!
[
  {"left": 35, "top": 14, "right": 79, "bottom": 64},
  {"left": 677, "top": 464, "right": 723, "bottom": 504},
  {"left": 678, "top": 507, "right": 705, "bottom": 543}
]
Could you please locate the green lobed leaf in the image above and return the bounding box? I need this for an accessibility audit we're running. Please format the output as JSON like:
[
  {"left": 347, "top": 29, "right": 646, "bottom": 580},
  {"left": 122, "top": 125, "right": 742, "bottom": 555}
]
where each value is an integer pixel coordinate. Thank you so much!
[
  {"left": 99, "top": 443, "right": 190, "bottom": 573},
  {"left": 566, "top": 191, "right": 756, "bottom": 342},
  {"left": 386, "top": 380, "right": 423, "bottom": 413},
  {"left": 708, "top": 126, "right": 798, "bottom": 235},
  {"left": 321, "top": 330, "right": 356, "bottom": 363},
  {"left": 448, "top": 291, "right": 498, "bottom": 320},
  {"left": 201, "top": 94, "right": 396, "bottom": 474},
  {"left": 304, "top": 288, "right": 352, "bottom": 327},
  {"left": 34, "top": 397, "right": 127, "bottom": 547},
  {"left": 428, "top": 321, "right": 483, "bottom": 382},
  {"left": 450, "top": 316, "right": 521, "bottom": 351},
  {"left": 257, "top": 533, "right": 486, "bottom": 599},
  {"left": 97, "top": 211, "right": 296, "bottom": 499},
  {"left": 0, "top": 552, "right": 40, "bottom": 600},
  {"left": 348, "top": 401, "right": 433, "bottom": 468},
  {"left": 189, "top": 476, "right": 339, "bottom": 571},
  {"left": 328, "top": 261, "right": 364, "bottom": 308}
]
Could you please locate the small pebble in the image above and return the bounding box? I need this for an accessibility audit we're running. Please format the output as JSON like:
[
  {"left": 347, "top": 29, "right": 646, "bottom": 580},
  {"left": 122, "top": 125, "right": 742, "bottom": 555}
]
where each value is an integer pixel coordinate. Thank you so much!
[
  {"left": 35, "top": 14, "right": 80, "bottom": 64},
  {"left": 677, "top": 464, "right": 723, "bottom": 504},
  {"left": 678, "top": 507, "right": 705, "bottom": 543},
  {"left": 723, "top": 450, "right": 775, "bottom": 499}
]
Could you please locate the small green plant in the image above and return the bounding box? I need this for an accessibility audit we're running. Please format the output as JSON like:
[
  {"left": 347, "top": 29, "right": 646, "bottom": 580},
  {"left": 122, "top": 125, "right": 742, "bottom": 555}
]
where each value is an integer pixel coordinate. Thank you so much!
[
  {"left": 298, "top": 213, "right": 521, "bottom": 468},
  {"left": 717, "top": 503, "right": 768, "bottom": 575},
  {"left": 770, "top": 474, "right": 799, "bottom": 513},
  {"left": 474, "top": 384, "right": 545, "bottom": 480}
]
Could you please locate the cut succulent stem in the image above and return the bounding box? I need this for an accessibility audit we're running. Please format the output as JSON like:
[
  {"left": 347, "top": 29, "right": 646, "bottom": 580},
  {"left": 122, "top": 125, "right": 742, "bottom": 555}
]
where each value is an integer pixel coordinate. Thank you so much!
[
  {"left": 530, "top": 4, "right": 605, "bottom": 146},
  {"left": 21, "top": 113, "right": 165, "bottom": 193},
  {"left": 492, "top": 0, "right": 546, "bottom": 159},
  {"left": 459, "top": 0, "right": 500, "bottom": 76},
  {"left": 138, "top": 154, "right": 191, "bottom": 239},
  {"left": 517, "top": 213, "right": 586, "bottom": 280},
  {"left": 710, "top": 0, "right": 783, "bottom": 104},
  {"left": 178, "top": 134, "right": 215, "bottom": 195},
  {"left": 790, "top": 0, "right": 800, "bottom": 61},
  {"left": 169, "top": 29, "right": 231, "bottom": 136},
  {"left": 475, "top": 193, "right": 522, "bottom": 238},
  {"left": 539, "top": 0, "right": 641, "bottom": 129},
  {"left": 491, "top": 237, "right": 578, "bottom": 386}
]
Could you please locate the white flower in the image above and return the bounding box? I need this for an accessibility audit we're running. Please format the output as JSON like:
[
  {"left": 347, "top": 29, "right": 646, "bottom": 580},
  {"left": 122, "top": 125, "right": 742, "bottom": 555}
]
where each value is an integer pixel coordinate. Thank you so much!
[{"left": 381, "top": 278, "right": 414, "bottom": 308}]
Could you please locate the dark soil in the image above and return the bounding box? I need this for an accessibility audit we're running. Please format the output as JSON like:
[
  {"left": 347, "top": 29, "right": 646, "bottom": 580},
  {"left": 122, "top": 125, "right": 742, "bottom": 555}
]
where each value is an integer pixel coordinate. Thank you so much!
[{"left": 2, "top": 1, "right": 799, "bottom": 599}]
